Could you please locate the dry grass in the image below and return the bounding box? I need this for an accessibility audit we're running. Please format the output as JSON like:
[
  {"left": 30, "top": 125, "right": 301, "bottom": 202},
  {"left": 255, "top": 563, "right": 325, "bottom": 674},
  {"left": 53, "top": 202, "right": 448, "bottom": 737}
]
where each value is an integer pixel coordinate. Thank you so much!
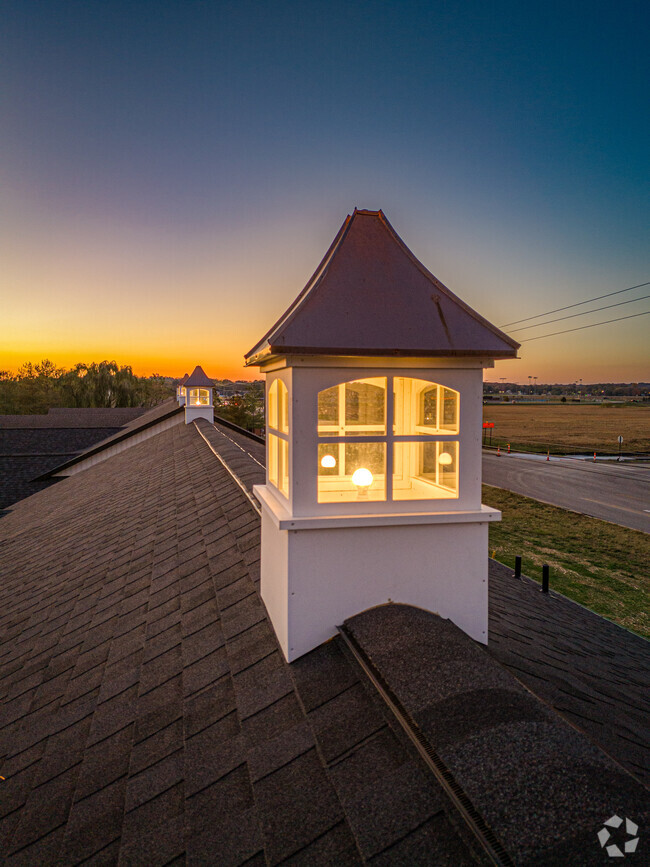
[
  {"left": 483, "top": 485, "right": 650, "bottom": 638},
  {"left": 482, "top": 403, "right": 650, "bottom": 453}
]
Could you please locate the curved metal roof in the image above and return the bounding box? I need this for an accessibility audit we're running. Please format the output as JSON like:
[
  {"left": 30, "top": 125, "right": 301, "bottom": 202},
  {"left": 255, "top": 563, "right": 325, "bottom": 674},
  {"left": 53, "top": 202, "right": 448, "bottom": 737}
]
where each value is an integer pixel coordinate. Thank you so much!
[
  {"left": 184, "top": 365, "right": 214, "bottom": 387},
  {"left": 246, "top": 209, "right": 519, "bottom": 364}
]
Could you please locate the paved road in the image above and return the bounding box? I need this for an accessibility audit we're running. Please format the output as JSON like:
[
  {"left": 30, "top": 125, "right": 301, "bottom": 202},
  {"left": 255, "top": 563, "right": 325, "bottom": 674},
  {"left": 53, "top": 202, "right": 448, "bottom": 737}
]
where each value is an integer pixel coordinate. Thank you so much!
[{"left": 483, "top": 452, "right": 650, "bottom": 533}]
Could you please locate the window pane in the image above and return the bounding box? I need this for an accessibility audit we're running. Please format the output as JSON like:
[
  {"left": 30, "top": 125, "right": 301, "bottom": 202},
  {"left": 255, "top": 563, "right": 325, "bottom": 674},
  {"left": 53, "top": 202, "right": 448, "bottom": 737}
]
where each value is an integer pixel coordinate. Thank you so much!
[
  {"left": 420, "top": 386, "right": 438, "bottom": 429},
  {"left": 394, "top": 378, "right": 457, "bottom": 435},
  {"left": 278, "top": 380, "right": 289, "bottom": 434},
  {"left": 279, "top": 437, "right": 289, "bottom": 496},
  {"left": 268, "top": 380, "right": 278, "bottom": 430},
  {"left": 393, "top": 441, "right": 459, "bottom": 500},
  {"left": 318, "top": 386, "right": 339, "bottom": 427},
  {"left": 268, "top": 433, "right": 278, "bottom": 487},
  {"left": 441, "top": 387, "right": 459, "bottom": 433},
  {"left": 188, "top": 388, "right": 210, "bottom": 406},
  {"left": 345, "top": 379, "right": 385, "bottom": 433},
  {"left": 268, "top": 434, "right": 289, "bottom": 497},
  {"left": 318, "top": 442, "right": 386, "bottom": 502},
  {"left": 318, "top": 378, "right": 386, "bottom": 436}
]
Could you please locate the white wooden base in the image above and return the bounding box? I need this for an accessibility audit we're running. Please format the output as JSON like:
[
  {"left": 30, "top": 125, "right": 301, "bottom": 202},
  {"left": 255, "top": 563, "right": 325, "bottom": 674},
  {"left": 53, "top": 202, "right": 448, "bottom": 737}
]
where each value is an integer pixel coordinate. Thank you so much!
[
  {"left": 256, "top": 484, "right": 498, "bottom": 662},
  {"left": 184, "top": 406, "right": 214, "bottom": 424}
]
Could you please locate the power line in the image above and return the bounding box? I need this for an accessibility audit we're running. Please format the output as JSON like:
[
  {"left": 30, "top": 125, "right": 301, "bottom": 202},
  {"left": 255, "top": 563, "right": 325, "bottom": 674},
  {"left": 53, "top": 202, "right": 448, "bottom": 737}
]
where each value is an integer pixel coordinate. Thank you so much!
[
  {"left": 500, "top": 281, "right": 650, "bottom": 328},
  {"left": 520, "top": 309, "right": 650, "bottom": 342},
  {"left": 509, "top": 294, "right": 650, "bottom": 332}
]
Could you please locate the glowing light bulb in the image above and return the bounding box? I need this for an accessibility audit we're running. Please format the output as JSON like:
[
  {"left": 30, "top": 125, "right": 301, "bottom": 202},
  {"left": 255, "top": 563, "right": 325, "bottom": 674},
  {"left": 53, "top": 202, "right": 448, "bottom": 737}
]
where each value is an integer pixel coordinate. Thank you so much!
[
  {"left": 351, "top": 468, "right": 373, "bottom": 488},
  {"left": 320, "top": 454, "right": 336, "bottom": 468},
  {"left": 438, "top": 453, "right": 453, "bottom": 466}
]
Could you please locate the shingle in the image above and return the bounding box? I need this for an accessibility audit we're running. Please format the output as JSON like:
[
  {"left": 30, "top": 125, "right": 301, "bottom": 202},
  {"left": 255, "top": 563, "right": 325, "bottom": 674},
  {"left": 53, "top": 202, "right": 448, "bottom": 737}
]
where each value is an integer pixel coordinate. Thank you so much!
[
  {"left": 254, "top": 748, "right": 346, "bottom": 864},
  {"left": 185, "top": 765, "right": 255, "bottom": 848},
  {"left": 184, "top": 720, "right": 244, "bottom": 797},
  {"left": 182, "top": 676, "right": 235, "bottom": 740},
  {"left": 235, "top": 654, "right": 294, "bottom": 719},
  {"left": 121, "top": 781, "right": 184, "bottom": 841},
  {"left": 291, "top": 637, "right": 359, "bottom": 712},
  {"left": 182, "top": 645, "right": 229, "bottom": 698},
  {"left": 241, "top": 692, "right": 305, "bottom": 746},
  {"left": 227, "top": 620, "right": 277, "bottom": 675},
  {"left": 369, "top": 812, "right": 476, "bottom": 866},
  {"left": 87, "top": 685, "right": 138, "bottom": 746},
  {"left": 247, "top": 718, "right": 315, "bottom": 783},
  {"left": 125, "top": 749, "right": 184, "bottom": 812},
  {"left": 7, "top": 763, "right": 79, "bottom": 854},
  {"left": 74, "top": 724, "right": 134, "bottom": 801},
  {"left": 30, "top": 715, "right": 92, "bottom": 787},
  {"left": 4, "top": 823, "right": 67, "bottom": 867},
  {"left": 59, "top": 776, "right": 127, "bottom": 863},
  {"left": 130, "top": 718, "right": 183, "bottom": 776},
  {"left": 308, "top": 681, "right": 385, "bottom": 764},
  {"left": 118, "top": 809, "right": 185, "bottom": 866},
  {"left": 331, "top": 755, "right": 444, "bottom": 858},
  {"left": 134, "top": 675, "right": 183, "bottom": 743},
  {"left": 139, "top": 644, "right": 183, "bottom": 695}
]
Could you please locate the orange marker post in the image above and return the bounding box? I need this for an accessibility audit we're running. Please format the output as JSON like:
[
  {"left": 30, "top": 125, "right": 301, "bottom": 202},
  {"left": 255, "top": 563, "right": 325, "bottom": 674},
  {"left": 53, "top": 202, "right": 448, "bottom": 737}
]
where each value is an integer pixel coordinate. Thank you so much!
[
  {"left": 507, "top": 443, "right": 510, "bottom": 454},
  {"left": 546, "top": 449, "right": 550, "bottom": 461}
]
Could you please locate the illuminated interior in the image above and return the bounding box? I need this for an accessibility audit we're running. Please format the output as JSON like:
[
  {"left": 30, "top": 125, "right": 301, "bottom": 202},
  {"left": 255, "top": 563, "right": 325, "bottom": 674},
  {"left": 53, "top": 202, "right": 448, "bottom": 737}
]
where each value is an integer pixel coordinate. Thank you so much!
[
  {"left": 268, "top": 379, "right": 289, "bottom": 496},
  {"left": 189, "top": 387, "right": 210, "bottom": 406},
  {"left": 317, "top": 377, "right": 459, "bottom": 503}
]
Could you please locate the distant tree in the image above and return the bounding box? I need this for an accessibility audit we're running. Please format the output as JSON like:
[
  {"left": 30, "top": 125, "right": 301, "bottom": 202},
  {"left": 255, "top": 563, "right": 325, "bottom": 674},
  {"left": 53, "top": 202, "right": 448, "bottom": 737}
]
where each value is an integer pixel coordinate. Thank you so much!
[{"left": 0, "top": 359, "right": 174, "bottom": 413}]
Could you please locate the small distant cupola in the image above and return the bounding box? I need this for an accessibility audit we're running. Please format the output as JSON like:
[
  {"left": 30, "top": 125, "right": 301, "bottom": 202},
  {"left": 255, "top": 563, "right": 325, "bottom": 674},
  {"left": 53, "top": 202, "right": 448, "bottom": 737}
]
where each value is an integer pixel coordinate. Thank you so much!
[
  {"left": 246, "top": 209, "right": 519, "bottom": 661},
  {"left": 183, "top": 366, "right": 214, "bottom": 424},
  {"left": 176, "top": 373, "right": 190, "bottom": 406}
]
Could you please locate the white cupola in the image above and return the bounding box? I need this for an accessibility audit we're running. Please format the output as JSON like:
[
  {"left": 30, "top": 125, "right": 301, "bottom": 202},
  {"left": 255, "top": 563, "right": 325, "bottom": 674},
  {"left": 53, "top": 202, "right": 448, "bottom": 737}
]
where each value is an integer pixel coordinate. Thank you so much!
[
  {"left": 246, "top": 209, "right": 519, "bottom": 661},
  {"left": 176, "top": 372, "right": 190, "bottom": 406},
  {"left": 183, "top": 365, "right": 214, "bottom": 424}
]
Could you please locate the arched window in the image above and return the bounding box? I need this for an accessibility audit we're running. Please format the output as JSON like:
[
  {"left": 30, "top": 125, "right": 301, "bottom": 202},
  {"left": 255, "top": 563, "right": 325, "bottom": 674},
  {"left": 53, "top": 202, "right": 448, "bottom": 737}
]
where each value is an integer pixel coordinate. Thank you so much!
[
  {"left": 317, "top": 377, "right": 459, "bottom": 503},
  {"left": 267, "top": 379, "right": 289, "bottom": 497},
  {"left": 189, "top": 388, "right": 211, "bottom": 406}
]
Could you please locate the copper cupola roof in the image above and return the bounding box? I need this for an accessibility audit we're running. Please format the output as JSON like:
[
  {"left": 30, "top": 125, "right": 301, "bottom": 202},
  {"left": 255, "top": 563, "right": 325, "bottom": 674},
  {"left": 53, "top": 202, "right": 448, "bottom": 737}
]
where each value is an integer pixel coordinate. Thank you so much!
[
  {"left": 184, "top": 365, "right": 214, "bottom": 387},
  {"left": 245, "top": 209, "right": 519, "bottom": 364}
]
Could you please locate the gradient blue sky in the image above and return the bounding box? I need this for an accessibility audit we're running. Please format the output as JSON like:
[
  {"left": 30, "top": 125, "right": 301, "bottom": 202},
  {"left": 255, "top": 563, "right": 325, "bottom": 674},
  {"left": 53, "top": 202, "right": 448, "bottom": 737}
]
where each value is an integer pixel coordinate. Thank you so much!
[{"left": 2, "top": 0, "right": 648, "bottom": 382}]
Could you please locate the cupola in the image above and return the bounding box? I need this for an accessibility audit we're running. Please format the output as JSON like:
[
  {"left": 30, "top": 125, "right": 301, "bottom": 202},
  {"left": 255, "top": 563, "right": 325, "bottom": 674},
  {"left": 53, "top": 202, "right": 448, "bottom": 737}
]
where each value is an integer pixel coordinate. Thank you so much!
[
  {"left": 183, "top": 365, "right": 214, "bottom": 424},
  {"left": 176, "top": 372, "right": 189, "bottom": 406},
  {"left": 246, "top": 209, "right": 519, "bottom": 661}
]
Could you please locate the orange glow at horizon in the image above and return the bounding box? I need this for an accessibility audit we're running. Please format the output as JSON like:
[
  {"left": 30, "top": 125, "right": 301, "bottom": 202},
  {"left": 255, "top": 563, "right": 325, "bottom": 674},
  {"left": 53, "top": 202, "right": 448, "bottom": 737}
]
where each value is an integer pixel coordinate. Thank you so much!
[{"left": 2, "top": 208, "right": 647, "bottom": 387}]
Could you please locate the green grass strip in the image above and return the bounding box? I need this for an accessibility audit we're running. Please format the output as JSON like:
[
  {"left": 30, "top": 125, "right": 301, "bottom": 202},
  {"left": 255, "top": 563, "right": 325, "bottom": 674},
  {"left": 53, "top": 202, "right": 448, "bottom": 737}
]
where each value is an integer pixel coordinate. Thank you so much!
[{"left": 483, "top": 485, "right": 650, "bottom": 639}]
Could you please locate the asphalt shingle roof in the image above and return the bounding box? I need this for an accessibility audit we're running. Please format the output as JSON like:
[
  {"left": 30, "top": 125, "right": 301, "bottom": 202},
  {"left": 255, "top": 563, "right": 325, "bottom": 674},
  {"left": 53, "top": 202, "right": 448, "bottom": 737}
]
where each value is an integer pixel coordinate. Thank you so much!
[
  {"left": 0, "top": 407, "right": 152, "bottom": 510},
  {"left": 0, "top": 418, "right": 647, "bottom": 865}
]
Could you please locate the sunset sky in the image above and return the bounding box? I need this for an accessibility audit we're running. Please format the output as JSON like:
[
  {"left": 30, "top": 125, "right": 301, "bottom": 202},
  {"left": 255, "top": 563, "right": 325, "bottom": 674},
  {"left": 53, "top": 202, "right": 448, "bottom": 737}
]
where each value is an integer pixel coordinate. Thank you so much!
[{"left": 2, "top": 0, "right": 648, "bottom": 384}]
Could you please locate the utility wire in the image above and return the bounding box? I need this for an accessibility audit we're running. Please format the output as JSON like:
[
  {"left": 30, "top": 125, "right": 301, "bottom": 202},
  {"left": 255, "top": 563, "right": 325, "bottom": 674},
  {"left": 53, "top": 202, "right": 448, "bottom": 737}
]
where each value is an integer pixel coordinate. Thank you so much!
[
  {"left": 501, "top": 281, "right": 650, "bottom": 328},
  {"left": 509, "top": 294, "right": 650, "bottom": 332},
  {"left": 519, "top": 309, "right": 650, "bottom": 342}
]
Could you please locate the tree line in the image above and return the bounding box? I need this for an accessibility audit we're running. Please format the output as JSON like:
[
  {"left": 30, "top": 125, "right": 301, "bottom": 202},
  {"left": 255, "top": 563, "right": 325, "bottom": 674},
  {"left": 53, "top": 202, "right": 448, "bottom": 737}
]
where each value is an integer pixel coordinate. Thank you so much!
[{"left": 0, "top": 360, "right": 174, "bottom": 414}]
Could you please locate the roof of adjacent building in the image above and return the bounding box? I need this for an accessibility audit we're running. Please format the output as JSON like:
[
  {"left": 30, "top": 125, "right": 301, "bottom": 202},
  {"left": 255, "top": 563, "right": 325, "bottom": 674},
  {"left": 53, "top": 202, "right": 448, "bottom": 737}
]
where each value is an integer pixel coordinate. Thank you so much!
[
  {"left": 184, "top": 366, "right": 214, "bottom": 388},
  {"left": 246, "top": 209, "right": 520, "bottom": 364},
  {"left": 0, "top": 415, "right": 646, "bottom": 865},
  {"left": 34, "top": 399, "right": 183, "bottom": 482},
  {"left": 0, "top": 407, "right": 150, "bottom": 510},
  {"left": 0, "top": 408, "right": 147, "bottom": 430}
]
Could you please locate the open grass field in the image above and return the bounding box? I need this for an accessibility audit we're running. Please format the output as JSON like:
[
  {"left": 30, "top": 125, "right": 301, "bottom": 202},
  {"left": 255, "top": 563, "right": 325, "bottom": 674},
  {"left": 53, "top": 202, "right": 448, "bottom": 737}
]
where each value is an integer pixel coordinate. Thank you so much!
[
  {"left": 483, "top": 484, "right": 650, "bottom": 638},
  {"left": 482, "top": 403, "right": 650, "bottom": 453}
]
